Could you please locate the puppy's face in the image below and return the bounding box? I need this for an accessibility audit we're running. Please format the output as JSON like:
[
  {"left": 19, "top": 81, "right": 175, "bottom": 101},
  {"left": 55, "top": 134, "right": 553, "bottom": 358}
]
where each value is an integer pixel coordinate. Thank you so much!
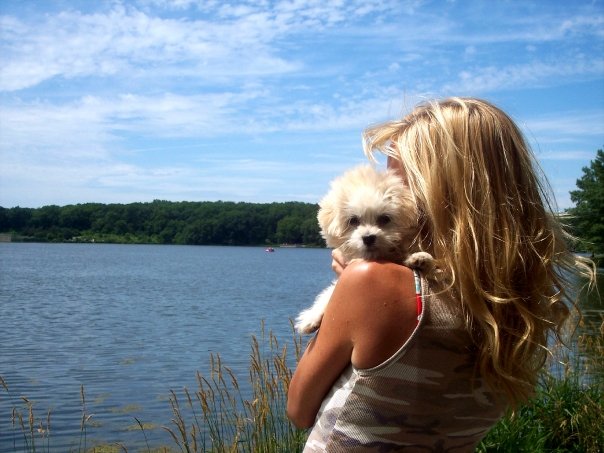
[{"left": 318, "top": 165, "right": 417, "bottom": 262}]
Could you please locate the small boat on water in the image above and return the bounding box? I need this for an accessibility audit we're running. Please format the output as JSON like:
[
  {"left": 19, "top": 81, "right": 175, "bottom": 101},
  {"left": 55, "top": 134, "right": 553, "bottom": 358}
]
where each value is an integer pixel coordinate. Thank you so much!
[{"left": 265, "top": 247, "right": 275, "bottom": 252}]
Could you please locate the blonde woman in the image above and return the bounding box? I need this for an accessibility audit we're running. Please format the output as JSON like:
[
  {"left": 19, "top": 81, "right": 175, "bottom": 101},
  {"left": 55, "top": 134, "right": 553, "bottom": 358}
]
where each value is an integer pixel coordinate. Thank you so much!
[{"left": 287, "top": 97, "right": 595, "bottom": 452}]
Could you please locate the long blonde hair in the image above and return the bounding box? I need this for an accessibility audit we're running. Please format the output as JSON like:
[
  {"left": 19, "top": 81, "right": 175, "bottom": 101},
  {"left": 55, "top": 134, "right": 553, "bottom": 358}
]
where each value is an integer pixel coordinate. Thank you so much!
[{"left": 363, "top": 97, "right": 595, "bottom": 406}]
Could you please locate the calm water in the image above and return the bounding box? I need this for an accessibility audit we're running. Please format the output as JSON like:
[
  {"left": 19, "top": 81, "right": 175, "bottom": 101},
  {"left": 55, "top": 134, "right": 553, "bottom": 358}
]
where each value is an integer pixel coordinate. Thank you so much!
[
  {"left": 0, "top": 243, "right": 334, "bottom": 452},
  {"left": 0, "top": 244, "right": 601, "bottom": 452}
]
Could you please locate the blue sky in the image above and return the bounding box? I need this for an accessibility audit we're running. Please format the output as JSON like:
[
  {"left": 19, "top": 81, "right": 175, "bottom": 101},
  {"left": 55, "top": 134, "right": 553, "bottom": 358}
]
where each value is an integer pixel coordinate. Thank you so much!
[{"left": 1, "top": 0, "right": 603, "bottom": 209}]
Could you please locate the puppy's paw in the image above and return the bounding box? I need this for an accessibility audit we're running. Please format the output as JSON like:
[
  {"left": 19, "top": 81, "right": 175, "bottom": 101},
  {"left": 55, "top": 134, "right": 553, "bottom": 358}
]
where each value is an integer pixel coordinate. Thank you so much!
[
  {"left": 295, "top": 283, "right": 335, "bottom": 334},
  {"left": 404, "top": 252, "right": 434, "bottom": 273},
  {"left": 295, "top": 310, "right": 323, "bottom": 334}
]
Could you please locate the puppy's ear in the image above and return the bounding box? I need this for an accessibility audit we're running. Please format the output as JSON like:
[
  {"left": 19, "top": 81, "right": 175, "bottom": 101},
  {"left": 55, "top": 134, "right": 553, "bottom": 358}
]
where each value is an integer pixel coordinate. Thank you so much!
[{"left": 317, "top": 195, "right": 342, "bottom": 246}]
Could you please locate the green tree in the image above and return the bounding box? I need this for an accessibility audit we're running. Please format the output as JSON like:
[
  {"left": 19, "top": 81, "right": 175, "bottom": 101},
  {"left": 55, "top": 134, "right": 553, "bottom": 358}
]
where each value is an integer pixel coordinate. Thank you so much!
[
  {"left": 275, "top": 216, "right": 304, "bottom": 244},
  {"left": 568, "top": 149, "right": 604, "bottom": 254},
  {"left": 31, "top": 205, "right": 61, "bottom": 229},
  {"left": 0, "top": 200, "right": 322, "bottom": 246},
  {"left": 301, "top": 217, "right": 323, "bottom": 245}
]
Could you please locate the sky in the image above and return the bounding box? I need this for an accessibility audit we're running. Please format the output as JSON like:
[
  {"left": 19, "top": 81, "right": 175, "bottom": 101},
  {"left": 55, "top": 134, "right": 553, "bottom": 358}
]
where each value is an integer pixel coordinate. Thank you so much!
[{"left": 1, "top": 0, "right": 603, "bottom": 210}]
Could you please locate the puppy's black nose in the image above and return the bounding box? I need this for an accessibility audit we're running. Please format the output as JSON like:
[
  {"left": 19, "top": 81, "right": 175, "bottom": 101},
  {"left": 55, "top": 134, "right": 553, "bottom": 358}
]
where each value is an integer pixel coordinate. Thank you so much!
[{"left": 363, "top": 235, "right": 377, "bottom": 246}]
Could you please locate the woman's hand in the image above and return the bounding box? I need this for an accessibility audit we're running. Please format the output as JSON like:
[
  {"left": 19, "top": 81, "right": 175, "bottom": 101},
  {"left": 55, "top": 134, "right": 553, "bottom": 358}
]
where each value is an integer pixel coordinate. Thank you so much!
[{"left": 331, "top": 248, "right": 347, "bottom": 276}]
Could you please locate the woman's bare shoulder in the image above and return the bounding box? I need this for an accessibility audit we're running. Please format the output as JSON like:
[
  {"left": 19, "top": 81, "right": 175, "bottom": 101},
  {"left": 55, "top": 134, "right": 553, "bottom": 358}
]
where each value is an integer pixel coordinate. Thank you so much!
[
  {"left": 333, "top": 260, "right": 418, "bottom": 368},
  {"left": 338, "top": 259, "right": 414, "bottom": 293}
]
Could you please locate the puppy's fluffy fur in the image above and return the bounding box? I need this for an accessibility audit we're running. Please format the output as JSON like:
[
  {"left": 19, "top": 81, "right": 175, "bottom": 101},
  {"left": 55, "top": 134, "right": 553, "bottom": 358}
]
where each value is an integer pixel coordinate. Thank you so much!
[{"left": 295, "top": 165, "right": 432, "bottom": 334}]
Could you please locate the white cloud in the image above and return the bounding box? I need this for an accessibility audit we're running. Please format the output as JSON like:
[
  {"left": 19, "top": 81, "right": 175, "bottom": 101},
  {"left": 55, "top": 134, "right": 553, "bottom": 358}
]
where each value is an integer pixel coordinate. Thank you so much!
[
  {"left": 1, "top": 98, "right": 115, "bottom": 162},
  {"left": 560, "top": 15, "right": 604, "bottom": 37},
  {"left": 0, "top": 4, "right": 300, "bottom": 92},
  {"left": 3, "top": 1, "right": 602, "bottom": 94},
  {"left": 525, "top": 112, "right": 604, "bottom": 138},
  {"left": 0, "top": 152, "right": 341, "bottom": 207},
  {"left": 0, "top": 0, "right": 424, "bottom": 93},
  {"left": 464, "top": 46, "right": 476, "bottom": 57},
  {"left": 448, "top": 59, "right": 604, "bottom": 93},
  {"left": 0, "top": 90, "right": 268, "bottom": 158}
]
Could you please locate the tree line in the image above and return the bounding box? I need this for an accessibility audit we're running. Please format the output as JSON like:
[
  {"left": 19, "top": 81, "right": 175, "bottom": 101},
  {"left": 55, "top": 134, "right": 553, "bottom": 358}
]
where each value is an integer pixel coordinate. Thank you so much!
[
  {"left": 1, "top": 149, "right": 602, "bottom": 252},
  {"left": 0, "top": 200, "right": 324, "bottom": 246}
]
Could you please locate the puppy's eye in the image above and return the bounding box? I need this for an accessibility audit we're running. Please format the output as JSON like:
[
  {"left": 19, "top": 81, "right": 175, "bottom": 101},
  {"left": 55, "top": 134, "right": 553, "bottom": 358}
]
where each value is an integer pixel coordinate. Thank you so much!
[
  {"left": 377, "top": 214, "right": 391, "bottom": 227},
  {"left": 348, "top": 216, "right": 360, "bottom": 228}
]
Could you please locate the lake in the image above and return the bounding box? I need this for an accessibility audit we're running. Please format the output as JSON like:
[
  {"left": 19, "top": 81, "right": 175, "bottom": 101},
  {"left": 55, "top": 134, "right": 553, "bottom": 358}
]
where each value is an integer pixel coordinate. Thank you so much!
[
  {"left": 0, "top": 243, "right": 334, "bottom": 452},
  {"left": 0, "top": 243, "right": 601, "bottom": 452}
]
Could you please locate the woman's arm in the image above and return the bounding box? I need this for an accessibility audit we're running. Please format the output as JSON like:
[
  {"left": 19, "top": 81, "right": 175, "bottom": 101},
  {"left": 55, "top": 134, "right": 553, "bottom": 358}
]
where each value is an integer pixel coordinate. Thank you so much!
[
  {"left": 286, "top": 260, "right": 417, "bottom": 428},
  {"left": 286, "top": 266, "right": 356, "bottom": 428}
]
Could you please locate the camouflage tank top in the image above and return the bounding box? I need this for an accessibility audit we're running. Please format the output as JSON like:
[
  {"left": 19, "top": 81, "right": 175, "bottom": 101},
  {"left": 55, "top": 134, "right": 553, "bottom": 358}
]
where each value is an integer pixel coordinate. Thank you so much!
[{"left": 303, "top": 273, "right": 507, "bottom": 452}]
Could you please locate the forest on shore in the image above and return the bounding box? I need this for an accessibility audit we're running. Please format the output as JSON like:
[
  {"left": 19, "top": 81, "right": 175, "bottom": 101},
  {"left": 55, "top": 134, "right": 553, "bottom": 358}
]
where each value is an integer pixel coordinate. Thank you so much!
[
  {"left": 1, "top": 148, "right": 602, "bottom": 252},
  {"left": 0, "top": 200, "right": 323, "bottom": 246}
]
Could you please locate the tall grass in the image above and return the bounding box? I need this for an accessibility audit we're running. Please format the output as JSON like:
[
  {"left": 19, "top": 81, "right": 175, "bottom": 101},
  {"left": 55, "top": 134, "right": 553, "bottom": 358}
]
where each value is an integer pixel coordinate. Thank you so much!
[
  {"left": 163, "top": 322, "right": 307, "bottom": 452},
  {"left": 0, "top": 376, "right": 120, "bottom": 453},
  {"left": 2, "top": 317, "right": 602, "bottom": 452},
  {"left": 1, "top": 375, "right": 50, "bottom": 453}
]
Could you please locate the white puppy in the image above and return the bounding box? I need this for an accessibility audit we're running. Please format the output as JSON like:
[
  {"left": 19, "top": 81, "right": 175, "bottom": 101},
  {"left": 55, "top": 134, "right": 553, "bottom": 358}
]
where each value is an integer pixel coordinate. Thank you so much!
[{"left": 295, "top": 165, "right": 432, "bottom": 334}]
